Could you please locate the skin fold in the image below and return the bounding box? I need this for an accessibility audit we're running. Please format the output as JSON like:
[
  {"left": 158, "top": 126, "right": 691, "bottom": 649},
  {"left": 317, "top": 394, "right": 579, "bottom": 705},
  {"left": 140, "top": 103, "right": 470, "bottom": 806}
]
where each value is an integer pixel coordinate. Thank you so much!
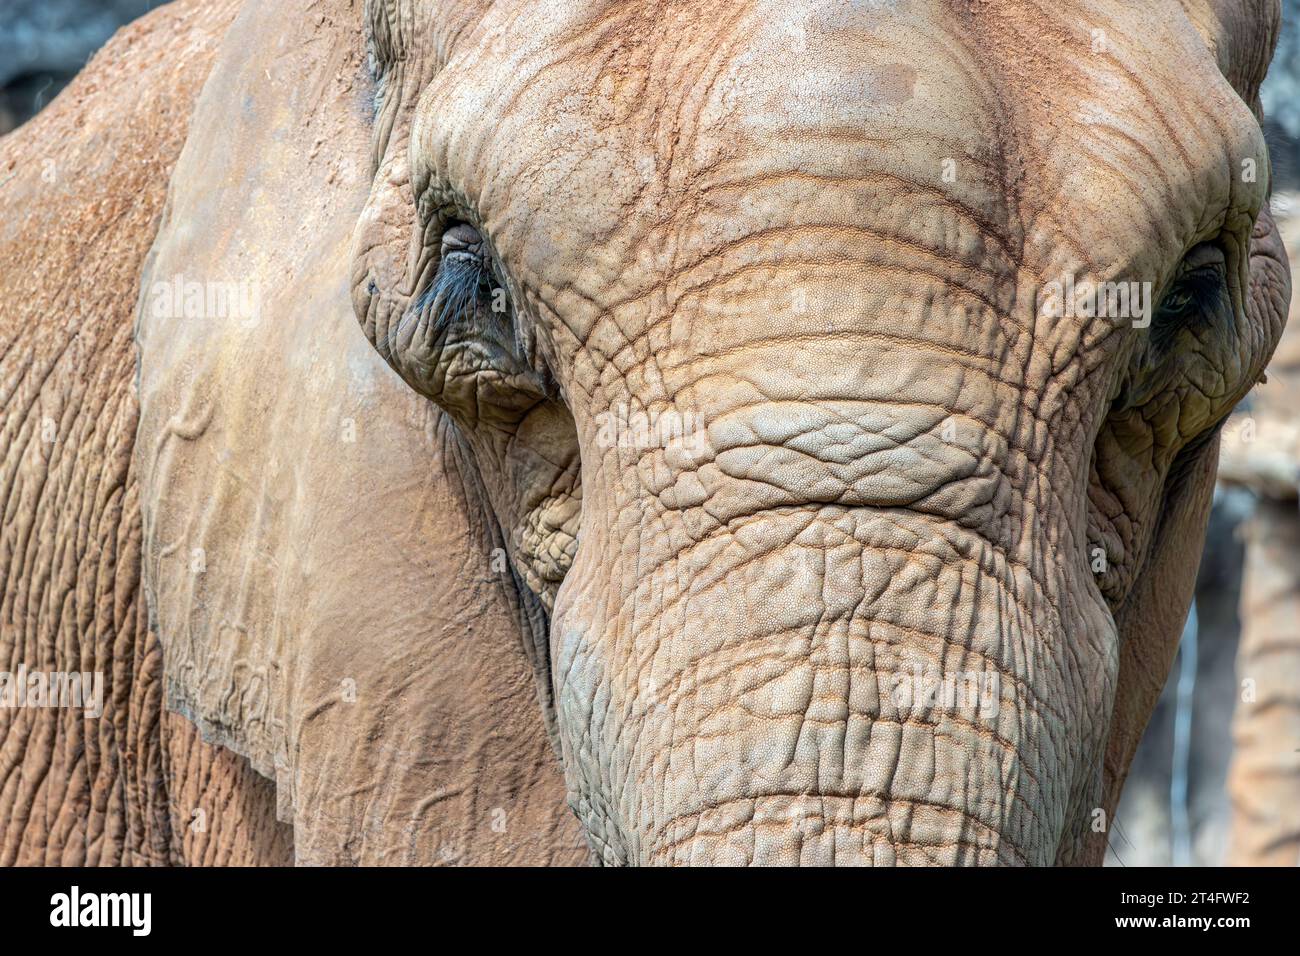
[
  {"left": 351, "top": 0, "right": 1291, "bottom": 864},
  {"left": 0, "top": 0, "right": 291, "bottom": 865},
  {"left": 0, "top": 0, "right": 1293, "bottom": 866}
]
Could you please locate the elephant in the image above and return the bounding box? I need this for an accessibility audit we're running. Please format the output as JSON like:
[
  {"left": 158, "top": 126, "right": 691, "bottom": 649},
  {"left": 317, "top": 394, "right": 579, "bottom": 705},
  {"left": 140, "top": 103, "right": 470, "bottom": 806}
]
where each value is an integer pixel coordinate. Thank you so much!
[
  {"left": 0, "top": 0, "right": 295, "bottom": 866},
  {"left": 0, "top": 0, "right": 1292, "bottom": 866},
  {"left": 1, "top": 0, "right": 586, "bottom": 867}
]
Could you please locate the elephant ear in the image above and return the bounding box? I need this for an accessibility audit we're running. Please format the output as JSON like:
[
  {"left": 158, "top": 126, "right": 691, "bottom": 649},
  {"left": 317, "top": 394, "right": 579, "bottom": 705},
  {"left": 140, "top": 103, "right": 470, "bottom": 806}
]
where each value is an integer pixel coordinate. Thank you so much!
[
  {"left": 1176, "top": 0, "right": 1281, "bottom": 106},
  {"left": 135, "top": 0, "right": 584, "bottom": 865}
]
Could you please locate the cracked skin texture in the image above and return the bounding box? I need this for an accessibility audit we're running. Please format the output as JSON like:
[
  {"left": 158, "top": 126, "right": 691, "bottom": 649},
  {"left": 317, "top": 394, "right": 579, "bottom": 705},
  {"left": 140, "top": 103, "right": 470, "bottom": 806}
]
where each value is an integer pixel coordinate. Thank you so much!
[
  {"left": 0, "top": 0, "right": 291, "bottom": 864},
  {"left": 2, "top": 0, "right": 588, "bottom": 868},
  {"left": 133, "top": 0, "right": 588, "bottom": 866},
  {"left": 0, "top": 0, "right": 1293, "bottom": 867},
  {"left": 353, "top": 0, "right": 1290, "bottom": 864}
]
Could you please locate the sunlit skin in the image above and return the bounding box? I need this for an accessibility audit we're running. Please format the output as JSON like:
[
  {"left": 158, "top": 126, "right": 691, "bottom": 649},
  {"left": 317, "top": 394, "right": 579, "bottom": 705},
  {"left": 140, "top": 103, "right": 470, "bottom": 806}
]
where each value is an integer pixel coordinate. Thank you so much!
[
  {"left": 0, "top": 0, "right": 1290, "bottom": 866},
  {"left": 352, "top": 0, "right": 1290, "bottom": 864}
]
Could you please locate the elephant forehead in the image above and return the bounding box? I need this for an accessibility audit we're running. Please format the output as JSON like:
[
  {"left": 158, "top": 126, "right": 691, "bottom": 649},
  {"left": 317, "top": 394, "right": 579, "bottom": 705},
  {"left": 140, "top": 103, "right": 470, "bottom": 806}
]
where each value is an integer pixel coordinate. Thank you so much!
[
  {"left": 415, "top": 0, "right": 1258, "bottom": 340},
  {"left": 417, "top": 2, "right": 1009, "bottom": 259}
]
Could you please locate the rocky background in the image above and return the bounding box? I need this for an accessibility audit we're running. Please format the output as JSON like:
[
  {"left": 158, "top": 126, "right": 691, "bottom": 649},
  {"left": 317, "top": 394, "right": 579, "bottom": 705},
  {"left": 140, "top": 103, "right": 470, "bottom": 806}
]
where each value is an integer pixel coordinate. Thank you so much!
[{"left": 2, "top": 0, "right": 1298, "bottom": 866}]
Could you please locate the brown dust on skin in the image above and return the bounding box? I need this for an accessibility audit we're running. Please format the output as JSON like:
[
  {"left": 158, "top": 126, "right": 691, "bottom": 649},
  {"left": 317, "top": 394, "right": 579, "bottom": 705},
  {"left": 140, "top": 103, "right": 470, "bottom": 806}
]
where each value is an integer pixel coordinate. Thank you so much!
[
  {"left": 0, "top": 0, "right": 1292, "bottom": 867},
  {"left": 0, "top": 0, "right": 292, "bottom": 865},
  {"left": 351, "top": 0, "right": 1289, "bottom": 864}
]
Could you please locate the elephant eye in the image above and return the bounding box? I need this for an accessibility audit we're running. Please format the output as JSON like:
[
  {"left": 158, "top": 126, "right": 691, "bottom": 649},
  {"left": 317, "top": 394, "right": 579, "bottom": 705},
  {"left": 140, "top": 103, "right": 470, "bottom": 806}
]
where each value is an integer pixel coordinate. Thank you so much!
[
  {"left": 1159, "top": 240, "right": 1227, "bottom": 323},
  {"left": 414, "top": 222, "right": 509, "bottom": 335},
  {"left": 1151, "top": 242, "right": 1227, "bottom": 345}
]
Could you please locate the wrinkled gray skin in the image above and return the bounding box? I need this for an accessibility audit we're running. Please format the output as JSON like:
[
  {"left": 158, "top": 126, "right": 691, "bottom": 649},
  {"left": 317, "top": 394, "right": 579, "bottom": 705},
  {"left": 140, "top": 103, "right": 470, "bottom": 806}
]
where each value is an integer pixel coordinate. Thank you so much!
[{"left": 351, "top": 0, "right": 1291, "bottom": 865}]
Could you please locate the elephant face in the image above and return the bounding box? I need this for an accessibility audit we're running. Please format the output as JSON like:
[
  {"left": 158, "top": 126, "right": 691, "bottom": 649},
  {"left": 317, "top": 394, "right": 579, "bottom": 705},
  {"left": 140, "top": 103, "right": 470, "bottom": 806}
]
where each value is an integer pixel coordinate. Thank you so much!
[{"left": 351, "top": 0, "right": 1291, "bottom": 864}]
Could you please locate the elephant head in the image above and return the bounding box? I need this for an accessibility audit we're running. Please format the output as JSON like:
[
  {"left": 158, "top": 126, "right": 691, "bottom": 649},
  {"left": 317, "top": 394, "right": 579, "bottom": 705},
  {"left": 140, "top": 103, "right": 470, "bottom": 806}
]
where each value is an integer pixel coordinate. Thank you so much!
[{"left": 136, "top": 0, "right": 1291, "bottom": 865}]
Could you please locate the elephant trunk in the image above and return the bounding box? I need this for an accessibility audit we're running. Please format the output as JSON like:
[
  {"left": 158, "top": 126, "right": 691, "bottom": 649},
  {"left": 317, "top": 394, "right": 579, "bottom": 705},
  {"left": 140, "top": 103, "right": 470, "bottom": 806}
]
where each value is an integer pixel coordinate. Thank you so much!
[{"left": 552, "top": 315, "right": 1119, "bottom": 865}]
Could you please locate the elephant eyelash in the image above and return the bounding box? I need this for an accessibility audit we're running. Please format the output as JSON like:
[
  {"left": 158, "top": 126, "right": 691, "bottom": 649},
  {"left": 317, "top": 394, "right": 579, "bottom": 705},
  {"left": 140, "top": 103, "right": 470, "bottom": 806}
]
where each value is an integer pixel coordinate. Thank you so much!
[
  {"left": 416, "top": 253, "right": 506, "bottom": 339},
  {"left": 1150, "top": 263, "right": 1227, "bottom": 351}
]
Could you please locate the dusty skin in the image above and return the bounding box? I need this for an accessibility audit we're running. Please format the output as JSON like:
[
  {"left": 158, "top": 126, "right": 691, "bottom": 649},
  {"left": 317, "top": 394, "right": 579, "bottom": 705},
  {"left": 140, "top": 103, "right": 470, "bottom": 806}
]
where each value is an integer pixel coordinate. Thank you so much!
[
  {"left": 0, "top": 0, "right": 1293, "bottom": 866},
  {"left": 0, "top": 0, "right": 291, "bottom": 865}
]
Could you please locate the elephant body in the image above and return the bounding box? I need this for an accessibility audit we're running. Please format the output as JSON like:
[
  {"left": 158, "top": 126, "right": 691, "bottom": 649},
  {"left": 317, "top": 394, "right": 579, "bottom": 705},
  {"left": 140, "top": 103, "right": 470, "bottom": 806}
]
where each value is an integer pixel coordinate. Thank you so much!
[
  {"left": 0, "top": 0, "right": 1293, "bottom": 865},
  {"left": 2, "top": 0, "right": 587, "bottom": 867},
  {"left": 0, "top": 0, "right": 290, "bottom": 865}
]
